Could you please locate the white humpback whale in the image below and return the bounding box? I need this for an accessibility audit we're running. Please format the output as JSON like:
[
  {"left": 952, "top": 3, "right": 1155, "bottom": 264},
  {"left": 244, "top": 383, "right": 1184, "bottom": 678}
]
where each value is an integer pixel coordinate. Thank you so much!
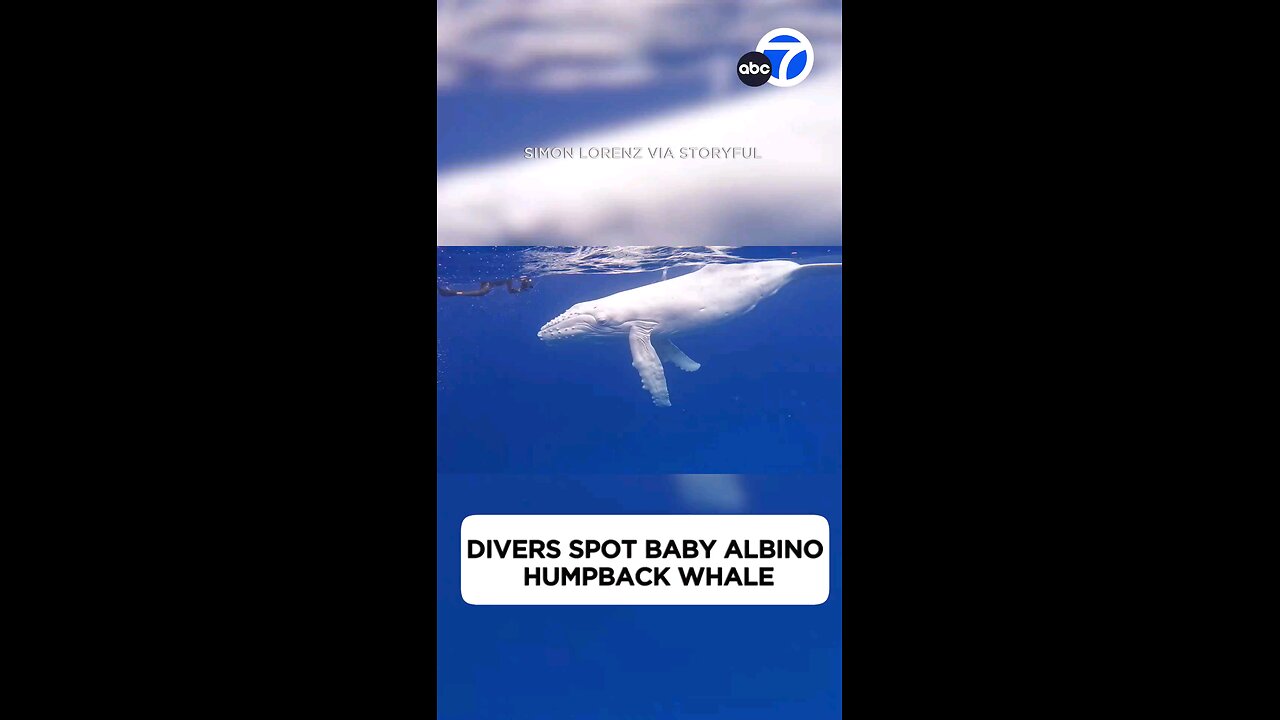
[{"left": 537, "top": 261, "right": 841, "bottom": 406}]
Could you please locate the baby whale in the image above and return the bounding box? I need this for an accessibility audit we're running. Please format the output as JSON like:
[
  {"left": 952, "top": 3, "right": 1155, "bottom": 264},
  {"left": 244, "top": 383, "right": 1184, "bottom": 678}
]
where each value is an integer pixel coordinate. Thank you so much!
[{"left": 538, "top": 260, "right": 841, "bottom": 406}]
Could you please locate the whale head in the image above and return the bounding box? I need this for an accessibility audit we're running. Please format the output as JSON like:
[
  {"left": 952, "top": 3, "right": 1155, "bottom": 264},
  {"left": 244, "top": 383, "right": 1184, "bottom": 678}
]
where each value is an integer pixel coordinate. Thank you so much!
[{"left": 538, "top": 303, "right": 626, "bottom": 342}]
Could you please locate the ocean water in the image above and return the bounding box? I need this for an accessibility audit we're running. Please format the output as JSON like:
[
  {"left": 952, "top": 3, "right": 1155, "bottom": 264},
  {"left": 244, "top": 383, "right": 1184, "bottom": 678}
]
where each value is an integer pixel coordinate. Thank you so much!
[
  {"left": 436, "top": 247, "right": 843, "bottom": 475},
  {"left": 437, "top": 247, "right": 843, "bottom": 719},
  {"left": 437, "top": 474, "right": 843, "bottom": 719}
]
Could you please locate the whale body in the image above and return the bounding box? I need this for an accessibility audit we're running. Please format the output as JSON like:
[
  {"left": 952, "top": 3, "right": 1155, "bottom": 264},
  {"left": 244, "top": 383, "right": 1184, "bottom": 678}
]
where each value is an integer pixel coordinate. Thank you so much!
[{"left": 537, "top": 260, "right": 841, "bottom": 406}]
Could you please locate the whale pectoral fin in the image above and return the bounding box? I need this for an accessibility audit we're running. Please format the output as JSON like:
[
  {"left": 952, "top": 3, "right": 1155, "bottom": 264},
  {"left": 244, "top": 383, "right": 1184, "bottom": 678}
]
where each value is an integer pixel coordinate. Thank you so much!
[
  {"left": 629, "top": 325, "right": 671, "bottom": 407},
  {"left": 794, "top": 262, "right": 842, "bottom": 276},
  {"left": 654, "top": 337, "right": 700, "bottom": 372}
]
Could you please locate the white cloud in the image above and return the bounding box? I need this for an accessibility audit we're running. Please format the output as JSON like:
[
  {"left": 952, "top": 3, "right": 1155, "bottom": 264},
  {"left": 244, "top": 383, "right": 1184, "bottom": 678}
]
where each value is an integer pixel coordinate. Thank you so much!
[
  {"left": 437, "top": 0, "right": 842, "bottom": 92},
  {"left": 436, "top": 66, "right": 842, "bottom": 245}
]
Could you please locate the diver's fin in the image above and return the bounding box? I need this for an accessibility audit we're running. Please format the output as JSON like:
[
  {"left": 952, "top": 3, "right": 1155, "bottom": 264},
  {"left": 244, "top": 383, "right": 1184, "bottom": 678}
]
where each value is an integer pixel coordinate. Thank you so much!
[
  {"left": 654, "top": 337, "right": 700, "bottom": 372},
  {"left": 629, "top": 325, "right": 671, "bottom": 407}
]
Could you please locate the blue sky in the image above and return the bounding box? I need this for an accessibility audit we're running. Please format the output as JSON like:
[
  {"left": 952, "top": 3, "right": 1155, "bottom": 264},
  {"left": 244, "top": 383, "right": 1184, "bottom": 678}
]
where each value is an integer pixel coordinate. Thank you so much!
[
  {"left": 436, "top": 1, "right": 843, "bottom": 246},
  {"left": 437, "top": 0, "right": 842, "bottom": 174},
  {"left": 438, "top": 86, "right": 713, "bottom": 173}
]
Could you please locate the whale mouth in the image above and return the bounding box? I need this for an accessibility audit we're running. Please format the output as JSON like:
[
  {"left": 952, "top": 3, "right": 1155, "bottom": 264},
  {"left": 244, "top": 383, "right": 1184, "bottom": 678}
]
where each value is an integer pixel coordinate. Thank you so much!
[{"left": 538, "top": 311, "right": 599, "bottom": 341}]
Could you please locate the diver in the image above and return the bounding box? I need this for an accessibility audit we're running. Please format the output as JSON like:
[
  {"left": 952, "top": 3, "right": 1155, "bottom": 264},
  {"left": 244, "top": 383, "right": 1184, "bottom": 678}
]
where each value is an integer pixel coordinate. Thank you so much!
[{"left": 437, "top": 277, "right": 534, "bottom": 297}]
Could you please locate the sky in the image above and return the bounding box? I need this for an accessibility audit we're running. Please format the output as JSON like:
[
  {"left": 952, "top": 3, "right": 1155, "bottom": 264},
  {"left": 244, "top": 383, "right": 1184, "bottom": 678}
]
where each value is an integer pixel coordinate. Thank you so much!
[{"left": 437, "top": 0, "right": 843, "bottom": 246}]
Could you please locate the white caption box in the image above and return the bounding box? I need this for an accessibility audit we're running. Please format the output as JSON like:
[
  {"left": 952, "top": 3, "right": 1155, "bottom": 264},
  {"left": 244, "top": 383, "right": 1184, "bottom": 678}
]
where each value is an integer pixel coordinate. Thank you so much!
[{"left": 461, "top": 515, "right": 830, "bottom": 605}]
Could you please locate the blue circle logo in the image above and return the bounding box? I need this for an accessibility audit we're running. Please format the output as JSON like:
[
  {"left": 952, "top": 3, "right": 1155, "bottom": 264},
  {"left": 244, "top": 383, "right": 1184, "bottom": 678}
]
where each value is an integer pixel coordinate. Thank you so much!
[{"left": 756, "top": 28, "right": 814, "bottom": 87}]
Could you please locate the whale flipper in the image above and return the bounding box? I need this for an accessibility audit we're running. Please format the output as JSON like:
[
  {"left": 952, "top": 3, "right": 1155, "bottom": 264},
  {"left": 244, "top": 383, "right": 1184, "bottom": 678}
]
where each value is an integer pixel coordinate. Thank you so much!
[
  {"left": 655, "top": 337, "right": 700, "bottom": 372},
  {"left": 793, "top": 262, "right": 842, "bottom": 277},
  {"left": 629, "top": 325, "right": 671, "bottom": 407}
]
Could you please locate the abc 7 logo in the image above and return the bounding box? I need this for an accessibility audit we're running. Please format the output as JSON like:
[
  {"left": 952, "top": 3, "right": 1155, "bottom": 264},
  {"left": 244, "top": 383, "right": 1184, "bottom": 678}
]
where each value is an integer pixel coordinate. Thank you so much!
[
  {"left": 737, "top": 28, "right": 814, "bottom": 88},
  {"left": 737, "top": 52, "right": 772, "bottom": 87}
]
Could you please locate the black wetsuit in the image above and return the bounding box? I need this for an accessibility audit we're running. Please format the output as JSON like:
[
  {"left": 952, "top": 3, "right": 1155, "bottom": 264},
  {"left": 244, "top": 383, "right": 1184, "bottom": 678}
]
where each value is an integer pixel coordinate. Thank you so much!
[{"left": 437, "top": 278, "right": 533, "bottom": 297}]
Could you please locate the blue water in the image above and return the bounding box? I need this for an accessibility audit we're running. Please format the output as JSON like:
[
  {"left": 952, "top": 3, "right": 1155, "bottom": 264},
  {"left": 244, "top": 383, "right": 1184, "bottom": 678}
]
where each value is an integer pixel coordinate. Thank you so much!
[
  {"left": 436, "top": 247, "right": 843, "bottom": 475},
  {"left": 437, "top": 247, "right": 843, "bottom": 719},
  {"left": 437, "top": 474, "right": 843, "bottom": 720}
]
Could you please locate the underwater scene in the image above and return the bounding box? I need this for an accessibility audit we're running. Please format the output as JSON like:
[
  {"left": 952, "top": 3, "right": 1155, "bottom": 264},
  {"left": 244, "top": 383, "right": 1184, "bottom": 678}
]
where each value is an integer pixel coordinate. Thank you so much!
[
  {"left": 436, "top": 246, "right": 843, "bottom": 475},
  {"left": 437, "top": 473, "right": 844, "bottom": 719}
]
